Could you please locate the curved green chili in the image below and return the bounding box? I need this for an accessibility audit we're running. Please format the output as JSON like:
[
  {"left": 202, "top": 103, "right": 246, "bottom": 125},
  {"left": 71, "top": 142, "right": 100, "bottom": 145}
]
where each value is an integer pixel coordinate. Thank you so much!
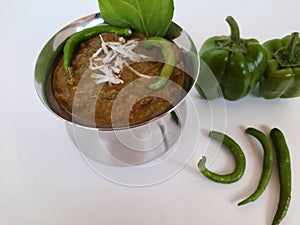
[
  {"left": 198, "top": 131, "right": 246, "bottom": 184},
  {"left": 142, "top": 37, "right": 176, "bottom": 90},
  {"left": 63, "top": 25, "right": 132, "bottom": 80},
  {"left": 270, "top": 128, "right": 292, "bottom": 225},
  {"left": 238, "top": 127, "right": 274, "bottom": 206}
]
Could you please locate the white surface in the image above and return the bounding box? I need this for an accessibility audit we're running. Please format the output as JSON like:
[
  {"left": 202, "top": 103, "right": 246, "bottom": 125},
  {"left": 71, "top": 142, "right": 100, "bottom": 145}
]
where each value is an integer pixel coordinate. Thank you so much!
[{"left": 1, "top": 0, "right": 300, "bottom": 224}]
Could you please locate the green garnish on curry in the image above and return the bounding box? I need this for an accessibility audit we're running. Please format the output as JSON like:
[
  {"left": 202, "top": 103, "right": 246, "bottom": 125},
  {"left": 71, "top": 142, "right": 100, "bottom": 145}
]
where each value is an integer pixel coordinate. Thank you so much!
[
  {"left": 63, "top": 26, "right": 132, "bottom": 83},
  {"left": 98, "top": 0, "right": 174, "bottom": 37},
  {"left": 142, "top": 36, "right": 176, "bottom": 90},
  {"left": 63, "top": 0, "right": 177, "bottom": 89}
]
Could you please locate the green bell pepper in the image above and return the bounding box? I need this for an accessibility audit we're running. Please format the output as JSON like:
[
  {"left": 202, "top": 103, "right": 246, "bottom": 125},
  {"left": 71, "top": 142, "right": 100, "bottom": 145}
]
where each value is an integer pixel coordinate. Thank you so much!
[
  {"left": 196, "top": 16, "right": 267, "bottom": 101},
  {"left": 259, "top": 32, "right": 300, "bottom": 99}
]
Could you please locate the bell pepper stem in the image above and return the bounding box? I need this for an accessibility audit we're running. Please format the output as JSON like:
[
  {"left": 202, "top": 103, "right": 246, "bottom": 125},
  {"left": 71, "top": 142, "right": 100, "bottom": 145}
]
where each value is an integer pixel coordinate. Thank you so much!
[
  {"left": 226, "top": 16, "right": 240, "bottom": 43},
  {"left": 274, "top": 32, "right": 300, "bottom": 67},
  {"left": 287, "top": 32, "right": 299, "bottom": 62}
]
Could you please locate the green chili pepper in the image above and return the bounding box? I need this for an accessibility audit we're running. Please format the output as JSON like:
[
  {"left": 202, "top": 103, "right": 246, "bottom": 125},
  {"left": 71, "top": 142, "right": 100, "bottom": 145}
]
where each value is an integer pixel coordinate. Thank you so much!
[
  {"left": 198, "top": 131, "right": 246, "bottom": 184},
  {"left": 63, "top": 25, "right": 132, "bottom": 81},
  {"left": 260, "top": 32, "right": 300, "bottom": 99},
  {"left": 270, "top": 128, "right": 292, "bottom": 225},
  {"left": 196, "top": 16, "right": 267, "bottom": 100},
  {"left": 142, "top": 36, "right": 176, "bottom": 90},
  {"left": 238, "top": 127, "right": 274, "bottom": 206}
]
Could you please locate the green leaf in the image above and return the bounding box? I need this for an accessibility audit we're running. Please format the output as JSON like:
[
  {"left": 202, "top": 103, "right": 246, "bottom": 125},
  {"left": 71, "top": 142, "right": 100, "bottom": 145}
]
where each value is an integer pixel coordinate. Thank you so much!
[{"left": 98, "top": 0, "right": 174, "bottom": 37}]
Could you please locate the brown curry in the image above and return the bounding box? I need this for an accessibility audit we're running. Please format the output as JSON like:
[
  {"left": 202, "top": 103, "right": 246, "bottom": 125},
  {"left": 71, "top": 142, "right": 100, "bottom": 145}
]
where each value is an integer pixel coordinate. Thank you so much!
[{"left": 50, "top": 32, "right": 189, "bottom": 128}]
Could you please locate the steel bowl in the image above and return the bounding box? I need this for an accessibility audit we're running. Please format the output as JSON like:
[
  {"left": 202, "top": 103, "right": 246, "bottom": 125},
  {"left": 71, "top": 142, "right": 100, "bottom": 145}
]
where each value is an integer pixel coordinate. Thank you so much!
[{"left": 34, "top": 13, "right": 199, "bottom": 166}]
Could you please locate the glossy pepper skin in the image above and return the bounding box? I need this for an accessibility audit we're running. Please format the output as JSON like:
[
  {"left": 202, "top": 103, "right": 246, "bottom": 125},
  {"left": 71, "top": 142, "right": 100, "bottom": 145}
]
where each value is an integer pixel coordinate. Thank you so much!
[
  {"left": 196, "top": 16, "right": 267, "bottom": 101},
  {"left": 260, "top": 32, "right": 300, "bottom": 99}
]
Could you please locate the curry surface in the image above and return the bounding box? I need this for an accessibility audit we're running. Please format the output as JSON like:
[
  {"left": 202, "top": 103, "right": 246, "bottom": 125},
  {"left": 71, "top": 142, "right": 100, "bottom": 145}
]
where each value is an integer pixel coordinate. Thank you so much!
[{"left": 51, "top": 32, "right": 188, "bottom": 128}]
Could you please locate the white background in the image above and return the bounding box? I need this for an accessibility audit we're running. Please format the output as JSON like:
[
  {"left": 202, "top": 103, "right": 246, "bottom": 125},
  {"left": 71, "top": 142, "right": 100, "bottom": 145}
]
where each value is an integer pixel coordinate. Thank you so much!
[{"left": 1, "top": 0, "right": 300, "bottom": 224}]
